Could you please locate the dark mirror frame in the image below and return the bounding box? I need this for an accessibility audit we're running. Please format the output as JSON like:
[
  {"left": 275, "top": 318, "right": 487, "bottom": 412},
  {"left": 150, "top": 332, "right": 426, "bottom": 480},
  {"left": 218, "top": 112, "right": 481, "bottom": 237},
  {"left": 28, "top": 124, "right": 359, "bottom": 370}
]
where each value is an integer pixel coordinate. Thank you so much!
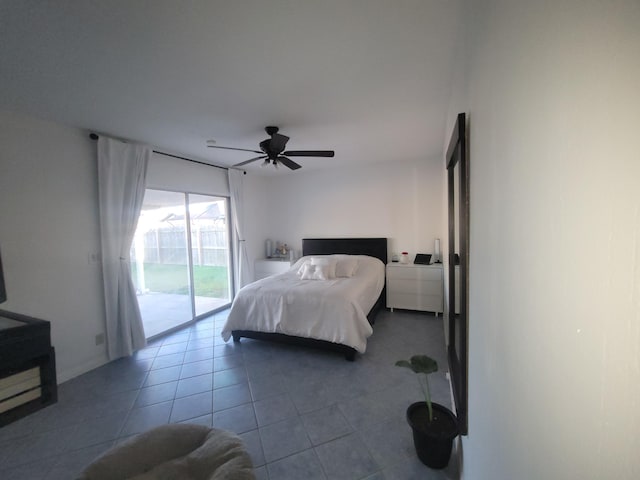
[
  {"left": 447, "top": 112, "right": 468, "bottom": 435},
  {"left": 0, "top": 246, "right": 6, "bottom": 304}
]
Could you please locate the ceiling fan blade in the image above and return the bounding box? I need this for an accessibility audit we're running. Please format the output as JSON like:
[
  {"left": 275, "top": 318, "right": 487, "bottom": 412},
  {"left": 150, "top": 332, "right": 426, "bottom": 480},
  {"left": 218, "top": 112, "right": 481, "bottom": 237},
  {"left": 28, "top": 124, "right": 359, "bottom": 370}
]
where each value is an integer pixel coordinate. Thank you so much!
[
  {"left": 233, "top": 155, "right": 267, "bottom": 167},
  {"left": 282, "top": 150, "right": 335, "bottom": 157},
  {"left": 277, "top": 156, "right": 302, "bottom": 170},
  {"left": 209, "top": 145, "right": 263, "bottom": 154},
  {"left": 269, "top": 133, "right": 290, "bottom": 154}
]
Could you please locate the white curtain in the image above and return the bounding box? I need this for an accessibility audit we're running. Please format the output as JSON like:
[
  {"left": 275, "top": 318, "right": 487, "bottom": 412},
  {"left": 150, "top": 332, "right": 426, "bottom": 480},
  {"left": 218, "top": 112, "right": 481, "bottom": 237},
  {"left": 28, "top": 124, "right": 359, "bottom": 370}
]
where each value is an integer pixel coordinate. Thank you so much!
[
  {"left": 228, "top": 169, "right": 253, "bottom": 292},
  {"left": 98, "top": 137, "right": 151, "bottom": 360}
]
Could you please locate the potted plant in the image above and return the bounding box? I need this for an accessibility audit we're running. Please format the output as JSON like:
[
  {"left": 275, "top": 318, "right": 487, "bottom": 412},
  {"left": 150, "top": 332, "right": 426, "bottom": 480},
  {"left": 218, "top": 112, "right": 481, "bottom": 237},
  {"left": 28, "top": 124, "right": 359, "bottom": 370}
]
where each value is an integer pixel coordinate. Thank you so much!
[{"left": 395, "top": 355, "right": 459, "bottom": 469}]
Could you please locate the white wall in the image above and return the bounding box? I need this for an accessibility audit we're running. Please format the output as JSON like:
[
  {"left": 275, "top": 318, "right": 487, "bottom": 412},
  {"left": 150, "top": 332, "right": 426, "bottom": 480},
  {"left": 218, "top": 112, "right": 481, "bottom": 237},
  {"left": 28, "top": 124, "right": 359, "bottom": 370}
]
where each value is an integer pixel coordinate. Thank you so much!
[
  {"left": 454, "top": 1, "right": 640, "bottom": 478},
  {"left": 0, "top": 112, "right": 238, "bottom": 382},
  {"left": 0, "top": 111, "right": 108, "bottom": 381},
  {"left": 146, "top": 153, "right": 229, "bottom": 197},
  {"left": 246, "top": 158, "right": 443, "bottom": 266},
  {"left": 241, "top": 173, "right": 271, "bottom": 271}
]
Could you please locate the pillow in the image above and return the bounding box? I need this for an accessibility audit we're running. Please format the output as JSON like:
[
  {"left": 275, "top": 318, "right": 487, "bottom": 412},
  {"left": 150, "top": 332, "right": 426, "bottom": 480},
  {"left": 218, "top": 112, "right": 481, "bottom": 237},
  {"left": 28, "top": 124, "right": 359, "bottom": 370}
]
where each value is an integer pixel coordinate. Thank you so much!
[
  {"left": 297, "top": 260, "right": 312, "bottom": 276},
  {"left": 335, "top": 257, "right": 359, "bottom": 277},
  {"left": 299, "top": 262, "right": 331, "bottom": 280},
  {"left": 310, "top": 256, "right": 337, "bottom": 279},
  {"left": 312, "top": 264, "right": 331, "bottom": 280},
  {"left": 299, "top": 262, "right": 316, "bottom": 280}
]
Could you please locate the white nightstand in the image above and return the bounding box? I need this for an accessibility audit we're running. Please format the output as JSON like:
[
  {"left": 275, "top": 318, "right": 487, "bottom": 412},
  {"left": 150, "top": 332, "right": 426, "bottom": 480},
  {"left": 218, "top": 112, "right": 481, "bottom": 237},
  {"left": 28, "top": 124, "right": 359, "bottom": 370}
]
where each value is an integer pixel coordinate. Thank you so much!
[
  {"left": 254, "top": 258, "right": 292, "bottom": 281},
  {"left": 386, "top": 263, "right": 443, "bottom": 315}
]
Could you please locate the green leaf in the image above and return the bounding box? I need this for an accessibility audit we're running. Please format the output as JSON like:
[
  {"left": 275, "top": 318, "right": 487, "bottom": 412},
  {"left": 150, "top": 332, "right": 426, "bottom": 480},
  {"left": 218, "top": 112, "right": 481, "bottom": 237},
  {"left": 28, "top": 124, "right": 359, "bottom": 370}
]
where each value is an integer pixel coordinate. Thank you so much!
[
  {"left": 409, "top": 355, "right": 438, "bottom": 374},
  {"left": 395, "top": 360, "right": 413, "bottom": 369},
  {"left": 395, "top": 355, "right": 438, "bottom": 374}
]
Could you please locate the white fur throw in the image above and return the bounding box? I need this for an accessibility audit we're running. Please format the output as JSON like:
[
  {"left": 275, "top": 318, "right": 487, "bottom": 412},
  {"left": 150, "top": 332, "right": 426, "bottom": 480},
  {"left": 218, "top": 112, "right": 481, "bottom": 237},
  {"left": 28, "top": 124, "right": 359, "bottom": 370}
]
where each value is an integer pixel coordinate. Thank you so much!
[{"left": 78, "top": 424, "right": 255, "bottom": 480}]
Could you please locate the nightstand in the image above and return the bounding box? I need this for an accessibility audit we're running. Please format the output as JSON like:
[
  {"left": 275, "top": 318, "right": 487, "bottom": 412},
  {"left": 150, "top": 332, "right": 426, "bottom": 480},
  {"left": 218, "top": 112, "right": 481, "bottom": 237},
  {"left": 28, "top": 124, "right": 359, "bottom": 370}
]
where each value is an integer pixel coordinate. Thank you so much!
[
  {"left": 386, "top": 263, "right": 443, "bottom": 315},
  {"left": 254, "top": 258, "right": 292, "bottom": 281}
]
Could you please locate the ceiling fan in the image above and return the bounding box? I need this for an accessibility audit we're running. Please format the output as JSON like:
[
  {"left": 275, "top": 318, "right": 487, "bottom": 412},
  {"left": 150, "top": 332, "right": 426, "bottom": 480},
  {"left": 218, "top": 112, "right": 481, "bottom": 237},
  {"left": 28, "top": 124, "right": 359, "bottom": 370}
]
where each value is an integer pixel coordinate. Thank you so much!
[{"left": 208, "top": 126, "right": 335, "bottom": 170}]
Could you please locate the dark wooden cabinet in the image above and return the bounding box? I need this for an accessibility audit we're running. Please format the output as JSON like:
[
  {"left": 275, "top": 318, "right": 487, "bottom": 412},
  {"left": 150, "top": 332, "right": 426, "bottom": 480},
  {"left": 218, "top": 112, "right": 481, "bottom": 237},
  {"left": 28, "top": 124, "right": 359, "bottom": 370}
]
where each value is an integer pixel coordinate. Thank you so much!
[{"left": 0, "top": 309, "right": 57, "bottom": 427}]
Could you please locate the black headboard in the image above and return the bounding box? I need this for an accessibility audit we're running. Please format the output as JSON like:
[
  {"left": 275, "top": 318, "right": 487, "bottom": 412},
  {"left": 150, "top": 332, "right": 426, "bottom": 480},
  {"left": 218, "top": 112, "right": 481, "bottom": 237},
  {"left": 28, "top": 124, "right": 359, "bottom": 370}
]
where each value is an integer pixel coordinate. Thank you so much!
[{"left": 302, "top": 238, "right": 387, "bottom": 265}]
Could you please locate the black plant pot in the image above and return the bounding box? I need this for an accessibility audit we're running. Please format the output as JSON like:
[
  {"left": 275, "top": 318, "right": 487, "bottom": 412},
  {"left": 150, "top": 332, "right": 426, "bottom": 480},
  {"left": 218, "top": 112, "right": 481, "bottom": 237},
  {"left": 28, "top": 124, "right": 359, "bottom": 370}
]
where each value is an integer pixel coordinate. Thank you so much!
[{"left": 406, "top": 402, "right": 459, "bottom": 469}]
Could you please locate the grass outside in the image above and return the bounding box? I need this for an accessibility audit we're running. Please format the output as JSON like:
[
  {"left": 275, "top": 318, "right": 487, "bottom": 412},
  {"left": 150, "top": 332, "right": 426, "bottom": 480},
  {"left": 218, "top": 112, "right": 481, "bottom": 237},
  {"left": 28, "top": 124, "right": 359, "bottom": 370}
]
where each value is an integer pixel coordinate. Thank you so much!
[{"left": 131, "top": 263, "right": 229, "bottom": 298}]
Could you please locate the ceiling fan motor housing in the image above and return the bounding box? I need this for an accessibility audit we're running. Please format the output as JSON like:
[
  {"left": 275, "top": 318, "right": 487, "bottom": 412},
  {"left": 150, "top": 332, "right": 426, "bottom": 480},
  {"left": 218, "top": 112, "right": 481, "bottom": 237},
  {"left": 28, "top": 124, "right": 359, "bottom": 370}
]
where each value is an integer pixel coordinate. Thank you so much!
[
  {"left": 261, "top": 131, "right": 290, "bottom": 158},
  {"left": 259, "top": 139, "right": 271, "bottom": 155}
]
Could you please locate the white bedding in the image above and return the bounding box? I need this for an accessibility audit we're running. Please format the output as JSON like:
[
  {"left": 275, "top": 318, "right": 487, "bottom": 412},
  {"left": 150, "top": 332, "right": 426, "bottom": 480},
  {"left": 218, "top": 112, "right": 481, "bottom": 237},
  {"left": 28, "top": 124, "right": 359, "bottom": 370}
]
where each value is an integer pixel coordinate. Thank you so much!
[{"left": 221, "top": 255, "right": 385, "bottom": 353}]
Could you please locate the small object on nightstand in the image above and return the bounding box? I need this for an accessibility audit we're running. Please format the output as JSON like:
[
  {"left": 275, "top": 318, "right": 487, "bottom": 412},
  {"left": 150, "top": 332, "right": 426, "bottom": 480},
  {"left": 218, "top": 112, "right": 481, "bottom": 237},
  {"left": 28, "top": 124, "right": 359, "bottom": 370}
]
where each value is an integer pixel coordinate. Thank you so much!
[
  {"left": 392, "top": 253, "right": 399, "bottom": 262},
  {"left": 414, "top": 253, "right": 432, "bottom": 265},
  {"left": 400, "top": 252, "right": 409, "bottom": 264},
  {"left": 433, "top": 238, "right": 441, "bottom": 263}
]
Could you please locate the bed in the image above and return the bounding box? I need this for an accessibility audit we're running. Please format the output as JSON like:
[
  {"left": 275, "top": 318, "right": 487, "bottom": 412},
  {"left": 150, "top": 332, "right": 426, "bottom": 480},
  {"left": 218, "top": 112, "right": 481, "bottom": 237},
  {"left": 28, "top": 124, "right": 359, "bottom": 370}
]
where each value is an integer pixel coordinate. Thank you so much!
[{"left": 221, "top": 238, "right": 387, "bottom": 360}]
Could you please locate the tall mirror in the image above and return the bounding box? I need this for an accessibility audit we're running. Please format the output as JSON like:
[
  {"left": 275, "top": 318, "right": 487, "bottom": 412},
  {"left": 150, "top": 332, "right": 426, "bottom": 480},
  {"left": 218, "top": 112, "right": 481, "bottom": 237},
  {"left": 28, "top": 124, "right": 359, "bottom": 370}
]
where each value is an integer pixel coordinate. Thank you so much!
[{"left": 447, "top": 112, "right": 468, "bottom": 435}]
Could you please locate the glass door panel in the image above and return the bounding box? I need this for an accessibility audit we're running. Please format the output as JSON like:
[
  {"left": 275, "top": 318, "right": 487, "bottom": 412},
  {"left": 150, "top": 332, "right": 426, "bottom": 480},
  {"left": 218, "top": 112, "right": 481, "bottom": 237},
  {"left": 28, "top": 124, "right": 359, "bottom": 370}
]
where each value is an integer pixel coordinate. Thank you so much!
[
  {"left": 131, "top": 190, "right": 192, "bottom": 338},
  {"left": 188, "top": 194, "right": 232, "bottom": 317}
]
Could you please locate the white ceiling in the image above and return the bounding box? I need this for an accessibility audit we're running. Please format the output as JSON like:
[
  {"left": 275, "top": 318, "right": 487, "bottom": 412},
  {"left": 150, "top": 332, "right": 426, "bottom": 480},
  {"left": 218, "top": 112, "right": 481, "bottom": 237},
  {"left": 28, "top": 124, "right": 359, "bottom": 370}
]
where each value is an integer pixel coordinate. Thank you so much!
[{"left": 0, "top": 0, "right": 461, "bottom": 175}]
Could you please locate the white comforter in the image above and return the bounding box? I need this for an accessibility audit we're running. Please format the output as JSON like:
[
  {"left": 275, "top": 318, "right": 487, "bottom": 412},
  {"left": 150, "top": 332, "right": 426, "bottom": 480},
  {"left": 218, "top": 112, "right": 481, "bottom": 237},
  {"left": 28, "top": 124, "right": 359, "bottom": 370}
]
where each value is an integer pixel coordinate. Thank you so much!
[{"left": 221, "top": 255, "right": 385, "bottom": 353}]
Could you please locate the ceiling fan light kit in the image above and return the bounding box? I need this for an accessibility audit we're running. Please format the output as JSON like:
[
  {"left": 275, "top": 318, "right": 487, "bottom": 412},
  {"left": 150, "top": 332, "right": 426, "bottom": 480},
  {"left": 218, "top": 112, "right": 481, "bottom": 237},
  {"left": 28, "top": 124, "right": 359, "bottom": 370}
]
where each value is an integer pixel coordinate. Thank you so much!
[{"left": 208, "top": 126, "right": 335, "bottom": 171}]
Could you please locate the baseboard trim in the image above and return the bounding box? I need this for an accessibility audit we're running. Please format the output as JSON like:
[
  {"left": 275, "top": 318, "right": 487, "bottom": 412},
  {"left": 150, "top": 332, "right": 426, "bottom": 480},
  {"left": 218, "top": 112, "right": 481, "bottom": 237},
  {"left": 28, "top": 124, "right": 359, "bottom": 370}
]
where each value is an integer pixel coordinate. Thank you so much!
[{"left": 56, "top": 353, "right": 109, "bottom": 384}]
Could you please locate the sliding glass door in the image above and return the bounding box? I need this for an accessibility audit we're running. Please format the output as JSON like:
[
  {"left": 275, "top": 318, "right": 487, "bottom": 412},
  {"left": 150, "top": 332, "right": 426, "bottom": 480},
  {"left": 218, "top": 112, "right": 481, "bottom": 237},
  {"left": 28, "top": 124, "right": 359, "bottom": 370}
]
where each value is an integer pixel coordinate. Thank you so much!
[
  {"left": 130, "top": 189, "right": 233, "bottom": 338},
  {"left": 188, "top": 194, "right": 232, "bottom": 317}
]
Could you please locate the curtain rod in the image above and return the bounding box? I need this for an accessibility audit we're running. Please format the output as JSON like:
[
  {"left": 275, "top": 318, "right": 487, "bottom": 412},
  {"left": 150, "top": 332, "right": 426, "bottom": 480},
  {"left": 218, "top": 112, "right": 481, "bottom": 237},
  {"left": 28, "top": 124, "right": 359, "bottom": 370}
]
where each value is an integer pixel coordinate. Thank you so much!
[{"left": 89, "top": 133, "right": 242, "bottom": 173}]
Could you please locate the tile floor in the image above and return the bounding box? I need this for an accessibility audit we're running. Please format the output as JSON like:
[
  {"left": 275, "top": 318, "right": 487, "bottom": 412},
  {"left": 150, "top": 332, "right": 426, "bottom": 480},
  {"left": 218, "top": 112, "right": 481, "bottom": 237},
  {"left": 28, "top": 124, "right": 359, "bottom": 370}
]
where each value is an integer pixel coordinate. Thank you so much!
[{"left": 0, "top": 309, "right": 459, "bottom": 479}]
